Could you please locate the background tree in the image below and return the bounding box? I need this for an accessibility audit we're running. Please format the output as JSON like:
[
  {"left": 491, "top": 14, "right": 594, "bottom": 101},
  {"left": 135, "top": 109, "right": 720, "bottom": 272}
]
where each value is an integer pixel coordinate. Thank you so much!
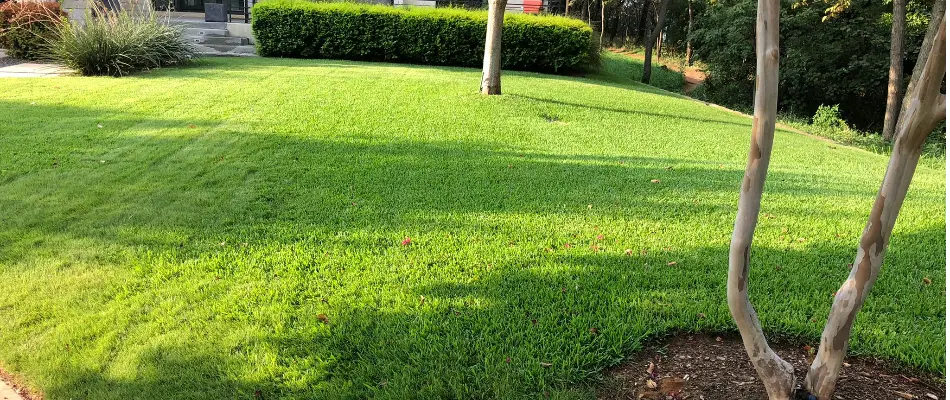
[
  {"left": 685, "top": 0, "right": 694, "bottom": 65},
  {"left": 641, "top": 0, "right": 670, "bottom": 83},
  {"left": 480, "top": 0, "right": 507, "bottom": 95},
  {"left": 692, "top": 0, "right": 933, "bottom": 130},
  {"left": 882, "top": 0, "right": 907, "bottom": 140}
]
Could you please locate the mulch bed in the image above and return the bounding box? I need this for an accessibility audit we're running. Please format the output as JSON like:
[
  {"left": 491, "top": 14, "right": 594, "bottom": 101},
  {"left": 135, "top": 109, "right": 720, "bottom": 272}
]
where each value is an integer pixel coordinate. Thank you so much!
[{"left": 598, "top": 334, "right": 945, "bottom": 400}]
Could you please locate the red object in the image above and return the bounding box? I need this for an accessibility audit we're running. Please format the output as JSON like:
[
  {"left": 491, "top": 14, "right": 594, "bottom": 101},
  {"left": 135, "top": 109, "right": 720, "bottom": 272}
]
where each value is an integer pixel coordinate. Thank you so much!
[{"left": 523, "top": 0, "right": 542, "bottom": 13}]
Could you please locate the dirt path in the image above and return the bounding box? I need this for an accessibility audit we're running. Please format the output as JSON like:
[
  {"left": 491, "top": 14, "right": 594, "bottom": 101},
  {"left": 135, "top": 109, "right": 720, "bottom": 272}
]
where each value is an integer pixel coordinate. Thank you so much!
[{"left": 609, "top": 48, "right": 707, "bottom": 93}]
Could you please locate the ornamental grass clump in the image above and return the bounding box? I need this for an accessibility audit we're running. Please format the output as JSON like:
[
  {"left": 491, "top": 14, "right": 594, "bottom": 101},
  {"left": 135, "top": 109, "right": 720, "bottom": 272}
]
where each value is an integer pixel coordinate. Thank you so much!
[{"left": 49, "top": 3, "right": 195, "bottom": 76}]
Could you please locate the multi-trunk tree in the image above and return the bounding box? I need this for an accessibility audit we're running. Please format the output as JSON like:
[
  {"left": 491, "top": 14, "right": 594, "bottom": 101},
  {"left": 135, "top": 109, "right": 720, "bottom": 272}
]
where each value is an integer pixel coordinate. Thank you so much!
[{"left": 727, "top": 0, "right": 945, "bottom": 396}]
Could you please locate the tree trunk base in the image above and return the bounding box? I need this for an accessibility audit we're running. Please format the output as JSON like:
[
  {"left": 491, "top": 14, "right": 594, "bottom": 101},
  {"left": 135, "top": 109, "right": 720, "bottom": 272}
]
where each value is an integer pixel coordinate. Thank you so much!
[{"left": 480, "top": 85, "right": 501, "bottom": 95}]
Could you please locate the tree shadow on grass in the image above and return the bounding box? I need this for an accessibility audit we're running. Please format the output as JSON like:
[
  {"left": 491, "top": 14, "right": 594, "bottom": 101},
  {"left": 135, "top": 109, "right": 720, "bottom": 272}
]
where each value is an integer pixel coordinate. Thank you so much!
[
  {"left": 246, "top": 224, "right": 943, "bottom": 399},
  {"left": 39, "top": 346, "right": 267, "bottom": 400}
]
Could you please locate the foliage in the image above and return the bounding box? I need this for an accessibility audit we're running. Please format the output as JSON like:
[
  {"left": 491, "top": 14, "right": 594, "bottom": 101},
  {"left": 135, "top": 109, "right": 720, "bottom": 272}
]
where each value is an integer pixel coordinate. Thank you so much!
[
  {"left": 251, "top": 0, "right": 595, "bottom": 73},
  {"left": 778, "top": 107, "right": 945, "bottom": 161},
  {"left": 0, "top": 57, "right": 944, "bottom": 399},
  {"left": 0, "top": 1, "right": 64, "bottom": 60},
  {"left": 691, "top": 0, "right": 933, "bottom": 131},
  {"left": 812, "top": 104, "right": 847, "bottom": 130},
  {"left": 47, "top": 5, "right": 195, "bottom": 77}
]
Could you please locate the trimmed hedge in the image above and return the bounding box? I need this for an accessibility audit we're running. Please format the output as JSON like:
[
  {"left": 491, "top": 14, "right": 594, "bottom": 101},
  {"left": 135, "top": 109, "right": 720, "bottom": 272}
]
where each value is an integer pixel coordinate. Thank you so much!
[{"left": 252, "top": 0, "right": 595, "bottom": 73}]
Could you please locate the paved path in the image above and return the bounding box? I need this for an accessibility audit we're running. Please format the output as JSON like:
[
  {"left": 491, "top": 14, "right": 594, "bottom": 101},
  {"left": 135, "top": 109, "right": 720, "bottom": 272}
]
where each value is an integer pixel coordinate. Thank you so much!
[
  {"left": 0, "top": 49, "right": 72, "bottom": 77},
  {"left": 0, "top": 378, "right": 24, "bottom": 400},
  {"left": 0, "top": 62, "right": 72, "bottom": 77}
]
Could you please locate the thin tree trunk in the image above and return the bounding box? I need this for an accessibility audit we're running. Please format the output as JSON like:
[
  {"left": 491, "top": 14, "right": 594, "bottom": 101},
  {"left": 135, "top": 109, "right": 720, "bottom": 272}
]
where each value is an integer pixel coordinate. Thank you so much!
[
  {"left": 601, "top": 0, "right": 606, "bottom": 47},
  {"left": 686, "top": 0, "right": 693, "bottom": 66},
  {"left": 727, "top": 0, "right": 795, "bottom": 397},
  {"left": 609, "top": 6, "right": 622, "bottom": 43},
  {"left": 637, "top": 0, "right": 651, "bottom": 44},
  {"left": 804, "top": 19, "right": 946, "bottom": 400},
  {"left": 882, "top": 0, "right": 907, "bottom": 140},
  {"left": 656, "top": 30, "right": 662, "bottom": 59},
  {"left": 641, "top": 0, "right": 669, "bottom": 83},
  {"left": 480, "top": 0, "right": 507, "bottom": 95},
  {"left": 897, "top": 0, "right": 944, "bottom": 131}
]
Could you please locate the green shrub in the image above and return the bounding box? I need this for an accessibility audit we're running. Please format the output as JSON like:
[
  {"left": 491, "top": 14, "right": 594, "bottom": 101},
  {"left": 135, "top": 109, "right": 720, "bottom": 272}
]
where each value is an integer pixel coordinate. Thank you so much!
[
  {"left": 48, "top": 5, "right": 195, "bottom": 77},
  {"left": 252, "top": 0, "right": 595, "bottom": 73},
  {"left": 0, "top": 1, "right": 64, "bottom": 60},
  {"left": 812, "top": 104, "right": 847, "bottom": 130}
]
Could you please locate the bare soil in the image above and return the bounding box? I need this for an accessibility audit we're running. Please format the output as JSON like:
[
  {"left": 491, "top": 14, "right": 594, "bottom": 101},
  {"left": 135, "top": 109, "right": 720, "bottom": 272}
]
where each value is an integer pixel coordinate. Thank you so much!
[{"left": 598, "top": 334, "right": 945, "bottom": 400}]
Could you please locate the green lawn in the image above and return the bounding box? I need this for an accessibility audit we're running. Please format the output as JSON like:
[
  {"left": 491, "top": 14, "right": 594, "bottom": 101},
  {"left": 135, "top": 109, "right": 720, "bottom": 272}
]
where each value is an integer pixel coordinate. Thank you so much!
[{"left": 0, "top": 57, "right": 944, "bottom": 400}]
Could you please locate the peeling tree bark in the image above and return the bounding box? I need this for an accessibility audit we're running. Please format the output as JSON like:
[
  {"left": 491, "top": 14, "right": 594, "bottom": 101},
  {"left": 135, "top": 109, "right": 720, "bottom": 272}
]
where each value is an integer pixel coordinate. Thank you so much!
[
  {"left": 480, "top": 0, "right": 507, "bottom": 95},
  {"left": 804, "top": 18, "right": 946, "bottom": 400},
  {"left": 727, "top": 0, "right": 796, "bottom": 397}
]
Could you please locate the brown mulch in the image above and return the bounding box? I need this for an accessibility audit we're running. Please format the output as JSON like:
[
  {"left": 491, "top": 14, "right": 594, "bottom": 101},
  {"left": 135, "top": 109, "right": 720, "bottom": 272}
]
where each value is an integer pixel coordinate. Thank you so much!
[{"left": 598, "top": 334, "right": 945, "bottom": 400}]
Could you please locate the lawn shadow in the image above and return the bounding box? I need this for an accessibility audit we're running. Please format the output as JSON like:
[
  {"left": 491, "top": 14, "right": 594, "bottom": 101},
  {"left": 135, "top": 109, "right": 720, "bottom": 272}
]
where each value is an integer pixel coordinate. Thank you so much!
[
  {"left": 0, "top": 98, "right": 943, "bottom": 399},
  {"left": 39, "top": 345, "right": 266, "bottom": 400}
]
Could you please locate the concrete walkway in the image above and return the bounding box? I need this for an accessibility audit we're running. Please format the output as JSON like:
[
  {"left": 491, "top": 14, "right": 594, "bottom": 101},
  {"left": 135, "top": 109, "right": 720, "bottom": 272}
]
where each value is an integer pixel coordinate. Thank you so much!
[
  {"left": 0, "top": 49, "right": 72, "bottom": 77},
  {"left": 0, "top": 378, "right": 25, "bottom": 400},
  {"left": 0, "top": 62, "right": 72, "bottom": 78}
]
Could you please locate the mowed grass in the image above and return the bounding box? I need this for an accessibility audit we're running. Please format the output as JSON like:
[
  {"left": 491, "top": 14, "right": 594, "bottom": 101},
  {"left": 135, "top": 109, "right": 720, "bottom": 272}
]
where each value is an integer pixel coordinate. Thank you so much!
[{"left": 0, "top": 57, "right": 944, "bottom": 399}]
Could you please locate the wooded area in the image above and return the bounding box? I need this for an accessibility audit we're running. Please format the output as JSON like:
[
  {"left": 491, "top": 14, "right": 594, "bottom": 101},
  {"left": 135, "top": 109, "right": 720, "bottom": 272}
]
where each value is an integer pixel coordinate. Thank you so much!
[{"left": 559, "top": 0, "right": 943, "bottom": 134}]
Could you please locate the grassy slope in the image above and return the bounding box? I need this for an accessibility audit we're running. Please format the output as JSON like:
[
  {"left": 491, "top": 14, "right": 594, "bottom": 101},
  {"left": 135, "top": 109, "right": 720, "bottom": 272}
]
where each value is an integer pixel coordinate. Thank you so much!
[
  {"left": 592, "top": 51, "right": 685, "bottom": 93},
  {"left": 0, "top": 57, "right": 943, "bottom": 400}
]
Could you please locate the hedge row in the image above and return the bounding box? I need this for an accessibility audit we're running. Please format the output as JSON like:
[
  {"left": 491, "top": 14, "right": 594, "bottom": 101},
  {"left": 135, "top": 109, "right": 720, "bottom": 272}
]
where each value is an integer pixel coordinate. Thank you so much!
[{"left": 251, "top": 0, "right": 595, "bottom": 73}]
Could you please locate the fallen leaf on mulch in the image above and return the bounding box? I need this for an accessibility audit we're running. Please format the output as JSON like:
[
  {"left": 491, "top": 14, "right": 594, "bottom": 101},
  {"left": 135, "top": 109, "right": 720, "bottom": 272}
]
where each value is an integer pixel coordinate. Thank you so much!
[
  {"left": 893, "top": 390, "right": 914, "bottom": 399},
  {"left": 645, "top": 379, "right": 657, "bottom": 389},
  {"left": 659, "top": 377, "right": 685, "bottom": 393},
  {"left": 646, "top": 362, "right": 655, "bottom": 375}
]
